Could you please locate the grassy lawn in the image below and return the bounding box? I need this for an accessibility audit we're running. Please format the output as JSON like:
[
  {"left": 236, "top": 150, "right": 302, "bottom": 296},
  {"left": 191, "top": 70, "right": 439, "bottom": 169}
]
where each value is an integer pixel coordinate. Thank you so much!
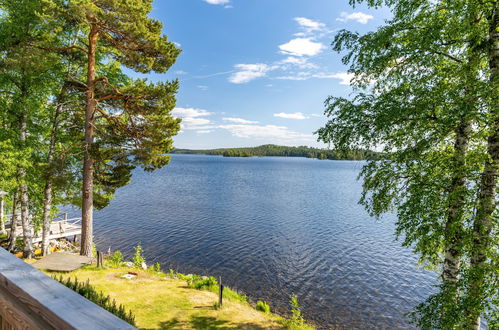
[{"left": 44, "top": 266, "right": 313, "bottom": 330}]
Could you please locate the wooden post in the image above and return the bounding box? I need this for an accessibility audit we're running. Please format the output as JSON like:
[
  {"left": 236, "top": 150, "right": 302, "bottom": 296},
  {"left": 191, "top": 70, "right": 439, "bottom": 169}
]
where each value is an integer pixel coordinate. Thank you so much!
[
  {"left": 97, "top": 251, "right": 103, "bottom": 268},
  {"left": 219, "top": 277, "right": 223, "bottom": 307}
]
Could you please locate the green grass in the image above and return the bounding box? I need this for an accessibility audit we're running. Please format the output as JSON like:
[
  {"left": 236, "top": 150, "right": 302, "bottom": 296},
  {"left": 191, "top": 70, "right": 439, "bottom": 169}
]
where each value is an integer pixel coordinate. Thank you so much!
[{"left": 42, "top": 265, "right": 315, "bottom": 329}]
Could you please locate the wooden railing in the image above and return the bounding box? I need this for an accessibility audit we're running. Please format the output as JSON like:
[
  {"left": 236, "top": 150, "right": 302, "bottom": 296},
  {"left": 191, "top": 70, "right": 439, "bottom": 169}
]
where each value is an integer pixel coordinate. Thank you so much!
[{"left": 0, "top": 248, "right": 135, "bottom": 330}]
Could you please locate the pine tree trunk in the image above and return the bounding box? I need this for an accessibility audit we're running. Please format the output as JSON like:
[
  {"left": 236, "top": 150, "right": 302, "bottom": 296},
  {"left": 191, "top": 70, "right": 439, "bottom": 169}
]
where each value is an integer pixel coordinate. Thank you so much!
[
  {"left": 442, "top": 120, "right": 471, "bottom": 283},
  {"left": 80, "top": 24, "right": 98, "bottom": 257},
  {"left": 7, "top": 190, "right": 19, "bottom": 252},
  {"left": 42, "top": 101, "right": 63, "bottom": 256},
  {"left": 466, "top": 6, "right": 499, "bottom": 329}
]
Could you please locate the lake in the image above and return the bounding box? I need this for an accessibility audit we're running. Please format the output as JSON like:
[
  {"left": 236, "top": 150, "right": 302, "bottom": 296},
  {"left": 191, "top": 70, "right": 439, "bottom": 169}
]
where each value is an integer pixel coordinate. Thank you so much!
[{"left": 75, "top": 154, "right": 436, "bottom": 328}]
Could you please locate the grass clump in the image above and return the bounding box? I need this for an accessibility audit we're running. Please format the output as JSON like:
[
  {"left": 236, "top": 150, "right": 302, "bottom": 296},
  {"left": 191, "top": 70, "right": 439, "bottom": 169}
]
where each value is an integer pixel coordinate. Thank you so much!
[
  {"left": 190, "top": 275, "right": 218, "bottom": 290},
  {"left": 256, "top": 300, "right": 271, "bottom": 313},
  {"left": 54, "top": 275, "right": 135, "bottom": 326}
]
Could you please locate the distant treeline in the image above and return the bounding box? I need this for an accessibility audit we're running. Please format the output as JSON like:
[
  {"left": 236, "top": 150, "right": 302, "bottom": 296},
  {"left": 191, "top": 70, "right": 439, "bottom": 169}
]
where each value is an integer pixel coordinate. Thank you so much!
[{"left": 171, "top": 144, "right": 378, "bottom": 160}]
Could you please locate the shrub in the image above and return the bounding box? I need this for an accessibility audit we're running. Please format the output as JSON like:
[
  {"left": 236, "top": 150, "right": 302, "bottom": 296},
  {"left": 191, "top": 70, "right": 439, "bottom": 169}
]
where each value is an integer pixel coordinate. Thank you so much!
[
  {"left": 153, "top": 262, "right": 161, "bottom": 272},
  {"left": 108, "top": 250, "right": 124, "bottom": 267},
  {"left": 133, "top": 244, "right": 145, "bottom": 268},
  {"left": 256, "top": 300, "right": 271, "bottom": 313},
  {"left": 54, "top": 275, "right": 135, "bottom": 326}
]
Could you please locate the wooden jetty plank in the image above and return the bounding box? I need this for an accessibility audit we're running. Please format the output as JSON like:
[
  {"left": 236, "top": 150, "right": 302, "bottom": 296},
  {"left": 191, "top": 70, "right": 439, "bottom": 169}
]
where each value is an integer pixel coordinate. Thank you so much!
[{"left": 0, "top": 248, "right": 136, "bottom": 329}]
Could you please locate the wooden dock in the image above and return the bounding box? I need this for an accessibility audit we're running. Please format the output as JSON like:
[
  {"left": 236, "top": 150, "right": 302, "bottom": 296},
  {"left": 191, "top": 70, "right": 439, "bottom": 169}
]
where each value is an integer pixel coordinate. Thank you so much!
[{"left": 5, "top": 214, "right": 82, "bottom": 243}]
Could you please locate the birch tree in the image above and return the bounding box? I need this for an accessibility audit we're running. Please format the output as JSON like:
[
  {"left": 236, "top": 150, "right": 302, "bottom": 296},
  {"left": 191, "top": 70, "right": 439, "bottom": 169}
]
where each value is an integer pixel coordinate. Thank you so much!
[{"left": 318, "top": 0, "right": 497, "bottom": 327}]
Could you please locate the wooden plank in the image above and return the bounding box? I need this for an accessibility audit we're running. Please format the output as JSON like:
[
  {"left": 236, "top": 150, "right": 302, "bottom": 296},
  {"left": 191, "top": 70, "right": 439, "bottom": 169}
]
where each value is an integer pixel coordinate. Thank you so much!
[{"left": 0, "top": 248, "right": 136, "bottom": 329}]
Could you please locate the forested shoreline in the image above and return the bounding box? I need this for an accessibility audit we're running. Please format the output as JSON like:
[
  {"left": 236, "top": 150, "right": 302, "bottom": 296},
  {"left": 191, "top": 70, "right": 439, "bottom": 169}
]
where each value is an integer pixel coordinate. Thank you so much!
[{"left": 172, "top": 144, "right": 378, "bottom": 160}]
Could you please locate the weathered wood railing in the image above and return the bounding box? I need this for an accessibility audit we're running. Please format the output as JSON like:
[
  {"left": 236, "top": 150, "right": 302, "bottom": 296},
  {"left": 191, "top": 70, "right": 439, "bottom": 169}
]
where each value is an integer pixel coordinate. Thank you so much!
[{"left": 0, "top": 248, "right": 135, "bottom": 330}]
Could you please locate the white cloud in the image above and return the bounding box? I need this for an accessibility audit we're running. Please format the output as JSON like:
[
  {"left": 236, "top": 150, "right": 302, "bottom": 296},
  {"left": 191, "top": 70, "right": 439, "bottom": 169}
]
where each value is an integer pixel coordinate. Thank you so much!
[
  {"left": 197, "top": 130, "right": 213, "bottom": 134},
  {"left": 229, "top": 64, "right": 272, "bottom": 84},
  {"left": 219, "top": 124, "right": 312, "bottom": 141},
  {"left": 172, "top": 107, "right": 214, "bottom": 130},
  {"left": 274, "top": 112, "right": 308, "bottom": 120},
  {"left": 181, "top": 117, "right": 212, "bottom": 127},
  {"left": 223, "top": 117, "right": 258, "bottom": 124},
  {"left": 197, "top": 85, "right": 209, "bottom": 90},
  {"left": 294, "top": 17, "right": 326, "bottom": 32},
  {"left": 172, "top": 107, "right": 212, "bottom": 118},
  {"left": 279, "top": 38, "right": 325, "bottom": 57},
  {"left": 175, "top": 70, "right": 187, "bottom": 75},
  {"left": 203, "top": 0, "right": 230, "bottom": 4},
  {"left": 336, "top": 12, "right": 374, "bottom": 24}
]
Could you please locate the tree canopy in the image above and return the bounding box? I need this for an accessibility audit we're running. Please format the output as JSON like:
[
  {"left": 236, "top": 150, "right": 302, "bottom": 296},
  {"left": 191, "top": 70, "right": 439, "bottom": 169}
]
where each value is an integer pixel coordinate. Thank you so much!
[{"left": 0, "top": 0, "right": 181, "bottom": 258}]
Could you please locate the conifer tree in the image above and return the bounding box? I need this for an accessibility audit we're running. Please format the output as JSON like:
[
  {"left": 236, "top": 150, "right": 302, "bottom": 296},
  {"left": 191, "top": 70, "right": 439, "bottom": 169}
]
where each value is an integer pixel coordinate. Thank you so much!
[{"left": 60, "top": 0, "right": 181, "bottom": 256}]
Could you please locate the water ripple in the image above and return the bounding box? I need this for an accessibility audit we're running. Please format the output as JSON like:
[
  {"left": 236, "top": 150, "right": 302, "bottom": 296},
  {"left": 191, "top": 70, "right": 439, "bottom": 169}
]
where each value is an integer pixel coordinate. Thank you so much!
[{"left": 67, "top": 155, "right": 436, "bottom": 329}]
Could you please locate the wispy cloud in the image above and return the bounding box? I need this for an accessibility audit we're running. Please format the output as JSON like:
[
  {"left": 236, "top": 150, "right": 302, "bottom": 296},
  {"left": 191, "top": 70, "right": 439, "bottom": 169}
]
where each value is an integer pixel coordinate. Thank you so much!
[
  {"left": 223, "top": 117, "right": 258, "bottom": 124},
  {"left": 274, "top": 112, "right": 309, "bottom": 120},
  {"left": 294, "top": 17, "right": 326, "bottom": 32},
  {"left": 219, "top": 124, "right": 312, "bottom": 142},
  {"left": 203, "top": 0, "right": 230, "bottom": 4},
  {"left": 278, "top": 56, "right": 318, "bottom": 69},
  {"left": 315, "top": 72, "right": 354, "bottom": 85},
  {"left": 336, "top": 12, "right": 374, "bottom": 24},
  {"left": 279, "top": 38, "right": 325, "bottom": 57},
  {"left": 276, "top": 72, "right": 354, "bottom": 85},
  {"left": 197, "top": 85, "right": 209, "bottom": 90},
  {"left": 229, "top": 64, "right": 274, "bottom": 84}
]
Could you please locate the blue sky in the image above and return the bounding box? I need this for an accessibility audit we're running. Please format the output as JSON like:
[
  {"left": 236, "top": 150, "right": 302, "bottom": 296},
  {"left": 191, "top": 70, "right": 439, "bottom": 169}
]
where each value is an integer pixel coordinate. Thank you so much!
[{"left": 143, "top": 0, "right": 388, "bottom": 149}]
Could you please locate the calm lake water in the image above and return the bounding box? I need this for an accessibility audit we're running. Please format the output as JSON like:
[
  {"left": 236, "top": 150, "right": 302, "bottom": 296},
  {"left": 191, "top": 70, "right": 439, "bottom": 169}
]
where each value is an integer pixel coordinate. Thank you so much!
[{"left": 74, "top": 154, "right": 437, "bottom": 328}]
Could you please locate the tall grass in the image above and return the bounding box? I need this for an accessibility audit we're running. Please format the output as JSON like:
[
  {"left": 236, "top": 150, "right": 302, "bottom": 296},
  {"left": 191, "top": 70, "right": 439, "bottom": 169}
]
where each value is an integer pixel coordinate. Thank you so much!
[{"left": 54, "top": 275, "right": 136, "bottom": 326}]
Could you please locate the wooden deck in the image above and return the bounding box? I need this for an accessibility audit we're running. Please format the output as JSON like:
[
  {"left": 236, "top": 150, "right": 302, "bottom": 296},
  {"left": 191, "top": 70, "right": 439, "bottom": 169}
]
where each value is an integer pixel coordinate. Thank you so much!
[{"left": 0, "top": 247, "right": 136, "bottom": 329}]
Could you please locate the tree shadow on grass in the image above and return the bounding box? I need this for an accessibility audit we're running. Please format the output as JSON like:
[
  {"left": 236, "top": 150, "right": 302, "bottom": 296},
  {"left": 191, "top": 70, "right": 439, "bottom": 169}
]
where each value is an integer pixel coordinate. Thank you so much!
[
  {"left": 190, "top": 316, "right": 230, "bottom": 329},
  {"left": 158, "top": 318, "right": 182, "bottom": 329},
  {"left": 157, "top": 316, "right": 281, "bottom": 330}
]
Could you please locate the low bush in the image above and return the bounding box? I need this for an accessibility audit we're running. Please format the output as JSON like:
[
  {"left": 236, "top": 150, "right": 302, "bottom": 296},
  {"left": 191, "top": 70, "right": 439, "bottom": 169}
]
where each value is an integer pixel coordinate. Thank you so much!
[
  {"left": 107, "top": 250, "right": 124, "bottom": 267},
  {"left": 256, "top": 300, "right": 271, "bottom": 313}
]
